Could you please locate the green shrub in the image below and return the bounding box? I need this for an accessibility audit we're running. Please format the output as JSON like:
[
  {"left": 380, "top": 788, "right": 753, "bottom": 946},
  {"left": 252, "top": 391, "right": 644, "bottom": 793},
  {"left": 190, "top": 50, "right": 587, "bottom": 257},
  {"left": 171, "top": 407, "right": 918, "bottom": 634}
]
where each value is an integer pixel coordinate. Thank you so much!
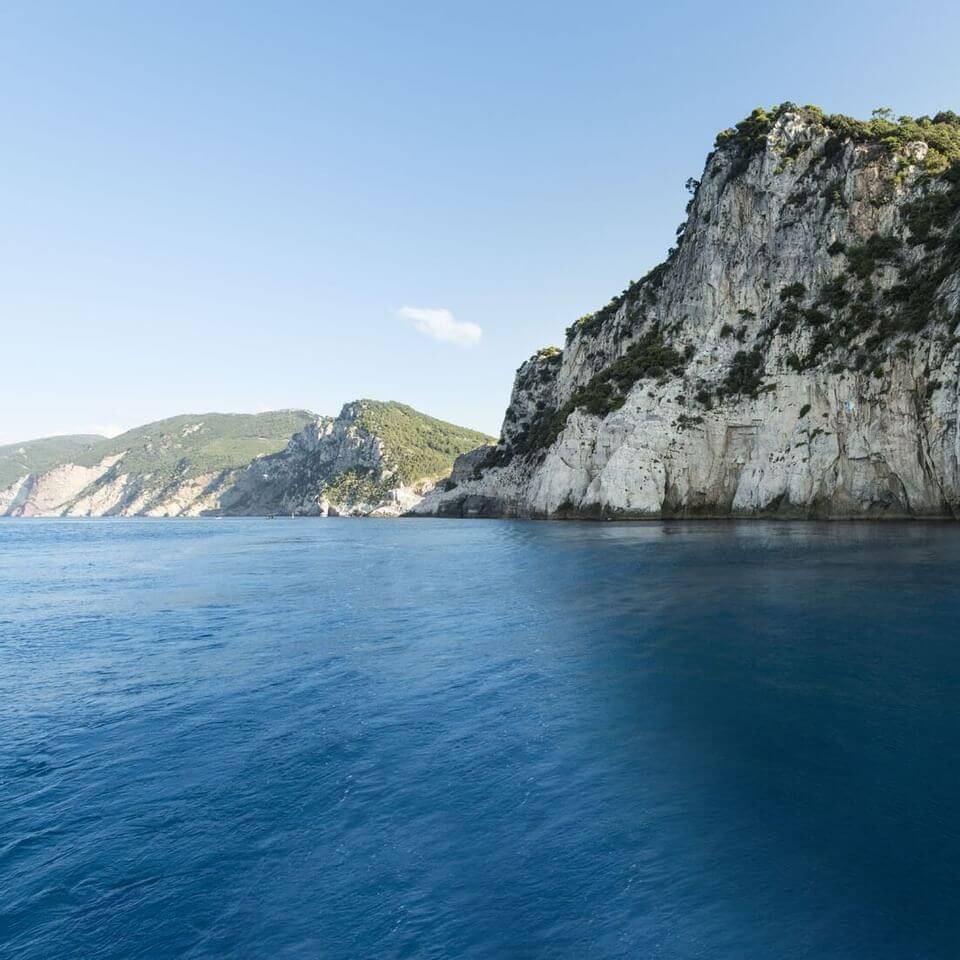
[
  {"left": 535, "top": 345, "right": 563, "bottom": 361},
  {"left": 805, "top": 330, "right": 833, "bottom": 365},
  {"left": 903, "top": 175, "right": 960, "bottom": 244},
  {"left": 778, "top": 311, "right": 798, "bottom": 335},
  {"left": 819, "top": 276, "right": 852, "bottom": 309},
  {"left": 780, "top": 282, "right": 807, "bottom": 301},
  {"left": 802, "top": 307, "right": 831, "bottom": 327},
  {"left": 716, "top": 104, "right": 960, "bottom": 183},
  {"left": 356, "top": 401, "right": 494, "bottom": 484},
  {"left": 321, "top": 467, "right": 394, "bottom": 506},
  {"left": 821, "top": 111, "right": 960, "bottom": 174},
  {"left": 845, "top": 234, "right": 902, "bottom": 279},
  {"left": 511, "top": 330, "right": 687, "bottom": 455},
  {"left": 719, "top": 349, "right": 766, "bottom": 398},
  {"left": 822, "top": 179, "right": 848, "bottom": 210}
]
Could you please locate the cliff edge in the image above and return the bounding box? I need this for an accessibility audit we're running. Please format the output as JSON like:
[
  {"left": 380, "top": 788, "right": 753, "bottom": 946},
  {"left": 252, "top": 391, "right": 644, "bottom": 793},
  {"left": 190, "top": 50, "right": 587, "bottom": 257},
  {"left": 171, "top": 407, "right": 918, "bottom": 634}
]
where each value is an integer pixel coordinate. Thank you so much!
[{"left": 416, "top": 104, "right": 960, "bottom": 519}]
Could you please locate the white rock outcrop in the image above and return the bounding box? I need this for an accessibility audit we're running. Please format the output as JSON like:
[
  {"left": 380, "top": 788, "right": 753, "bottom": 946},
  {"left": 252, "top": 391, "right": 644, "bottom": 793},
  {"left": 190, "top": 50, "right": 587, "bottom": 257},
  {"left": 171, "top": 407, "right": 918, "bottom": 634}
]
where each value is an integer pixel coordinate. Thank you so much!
[
  {"left": 2, "top": 401, "right": 481, "bottom": 519},
  {"left": 220, "top": 403, "right": 435, "bottom": 517},
  {"left": 416, "top": 108, "right": 960, "bottom": 519}
]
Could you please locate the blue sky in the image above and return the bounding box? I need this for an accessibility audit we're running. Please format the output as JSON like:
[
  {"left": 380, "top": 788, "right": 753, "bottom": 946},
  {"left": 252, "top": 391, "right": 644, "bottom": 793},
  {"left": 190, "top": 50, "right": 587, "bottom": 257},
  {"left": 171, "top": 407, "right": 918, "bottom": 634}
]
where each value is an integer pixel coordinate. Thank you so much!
[{"left": 2, "top": 0, "right": 959, "bottom": 442}]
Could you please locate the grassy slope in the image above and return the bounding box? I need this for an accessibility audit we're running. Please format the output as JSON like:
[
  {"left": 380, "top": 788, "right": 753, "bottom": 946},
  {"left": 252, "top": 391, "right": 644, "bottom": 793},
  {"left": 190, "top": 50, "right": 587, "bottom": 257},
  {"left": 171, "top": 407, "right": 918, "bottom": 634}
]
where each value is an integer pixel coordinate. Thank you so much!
[
  {"left": 72, "top": 411, "right": 314, "bottom": 483},
  {"left": 0, "top": 435, "right": 105, "bottom": 488},
  {"left": 355, "top": 400, "right": 494, "bottom": 484},
  {"left": 3, "top": 405, "right": 489, "bottom": 501}
]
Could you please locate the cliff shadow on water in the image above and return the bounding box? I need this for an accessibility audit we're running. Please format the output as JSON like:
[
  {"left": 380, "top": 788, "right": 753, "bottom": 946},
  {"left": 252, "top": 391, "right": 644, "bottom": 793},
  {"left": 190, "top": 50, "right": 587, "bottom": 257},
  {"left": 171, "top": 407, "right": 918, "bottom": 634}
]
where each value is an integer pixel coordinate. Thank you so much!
[{"left": 506, "top": 519, "right": 960, "bottom": 956}]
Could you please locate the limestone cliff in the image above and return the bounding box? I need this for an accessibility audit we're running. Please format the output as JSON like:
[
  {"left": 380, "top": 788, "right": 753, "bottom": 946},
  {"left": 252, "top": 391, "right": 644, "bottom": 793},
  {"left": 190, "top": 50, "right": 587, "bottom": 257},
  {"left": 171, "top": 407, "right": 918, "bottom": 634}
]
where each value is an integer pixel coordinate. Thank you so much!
[
  {"left": 416, "top": 105, "right": 960, "bottom": 519},
  {"left": 2, "top": 403, "right": 491, "bottom": 518},
  {"left": 0, "top": 412, "right": 312, "bottom": 518},
  {"left": 219, "top": 400, "right": 493, "bottom": 517}
]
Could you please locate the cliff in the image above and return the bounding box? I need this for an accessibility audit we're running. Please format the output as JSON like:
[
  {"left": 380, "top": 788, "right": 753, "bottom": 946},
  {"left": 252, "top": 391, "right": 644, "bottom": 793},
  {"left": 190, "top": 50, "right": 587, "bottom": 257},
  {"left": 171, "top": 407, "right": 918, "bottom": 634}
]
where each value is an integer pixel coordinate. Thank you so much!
[
  {"left": 0, "top": 434, "right": 106, "bottom": 492},
  {"left": 218, "top": 400, "right": 493, "bottom": 517},
  {"left": 415, "top": 105, "right": 960, "bottom": 519},
  {"left": 1, "top": 403, "right": 492, "bottom": 518},
  {"left": 0, "top": 412, "right": 313, "bottom": 517}
]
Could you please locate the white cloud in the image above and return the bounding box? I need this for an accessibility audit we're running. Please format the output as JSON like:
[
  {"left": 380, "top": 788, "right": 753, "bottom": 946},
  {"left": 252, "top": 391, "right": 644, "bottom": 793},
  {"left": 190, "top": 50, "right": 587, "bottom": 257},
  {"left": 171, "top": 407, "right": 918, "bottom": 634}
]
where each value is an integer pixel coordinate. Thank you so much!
[{"left": 398, "top": 306, "right": 482, "bottom": 347}]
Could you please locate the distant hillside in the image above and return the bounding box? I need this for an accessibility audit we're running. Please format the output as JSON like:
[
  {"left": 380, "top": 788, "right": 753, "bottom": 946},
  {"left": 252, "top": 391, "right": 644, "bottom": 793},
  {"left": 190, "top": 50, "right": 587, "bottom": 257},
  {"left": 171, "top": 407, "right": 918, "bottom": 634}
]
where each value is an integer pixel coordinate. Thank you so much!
[
  {"left": 1, "top": 410, "right": 314, "bottom": 518},
  {"left": 72, "top": 411, "right": 314, "bottom": 482},
  {"left": 219, "top": 400, "right": 496, "bottom": 517},
  {"left": 0, "top": 434, "right": 104, "bottom": 488},
  {"left": 354, "top": 400, "right": 493, "bottom": 484},
  {"left": 1, "top": 404, "right": 493, "bottom": 518}
]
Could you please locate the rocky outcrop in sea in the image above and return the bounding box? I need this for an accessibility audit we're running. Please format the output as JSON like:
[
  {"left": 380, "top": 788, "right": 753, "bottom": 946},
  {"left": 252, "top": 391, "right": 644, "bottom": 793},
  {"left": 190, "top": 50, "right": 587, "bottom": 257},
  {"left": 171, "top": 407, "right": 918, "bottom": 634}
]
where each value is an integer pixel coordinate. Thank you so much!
[{"left": 416, "top": 105, "right": 960, "bottom": 519}]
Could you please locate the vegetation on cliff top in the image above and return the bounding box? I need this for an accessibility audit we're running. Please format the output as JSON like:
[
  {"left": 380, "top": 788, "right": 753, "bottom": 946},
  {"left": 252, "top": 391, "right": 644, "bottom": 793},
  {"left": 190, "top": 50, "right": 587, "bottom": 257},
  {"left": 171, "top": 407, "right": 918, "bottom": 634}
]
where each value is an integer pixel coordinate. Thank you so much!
[
  {"left": 564, "top": 104, "right": 960, "bottom": 352},
  {"left": 716, "top": 103, "right": 960, "bottom": 177},
  {"left": 564, "top": 260, "right": 674, "bottom": 343},
  {"left": 354, "top": 400, "right": 494, "bottom": 485},
  {"left": 0, "top": 434, "right": 105, "bottom": 488},
  {"left": 535, "top": 345, "right": 562, "bottom": 360},
  {"left": 564, "top": 105, "right": 960, "bottom": 349},
  {"left": 4, "top": 404, "right": 494, "bottom": 512}
]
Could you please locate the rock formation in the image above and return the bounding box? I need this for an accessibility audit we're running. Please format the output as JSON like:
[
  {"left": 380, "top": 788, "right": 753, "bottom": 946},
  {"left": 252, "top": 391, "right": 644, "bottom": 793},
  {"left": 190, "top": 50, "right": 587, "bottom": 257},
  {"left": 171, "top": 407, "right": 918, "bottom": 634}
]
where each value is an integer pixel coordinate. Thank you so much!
[
  {"left": 1, "top": 403, "right": 491, "bottom": 518},
  {"left": 225, "top": 399, "right": 492, "bottom": 516},
  {"left": 416, "top": 105, "right": 960, "bottom": 519}
]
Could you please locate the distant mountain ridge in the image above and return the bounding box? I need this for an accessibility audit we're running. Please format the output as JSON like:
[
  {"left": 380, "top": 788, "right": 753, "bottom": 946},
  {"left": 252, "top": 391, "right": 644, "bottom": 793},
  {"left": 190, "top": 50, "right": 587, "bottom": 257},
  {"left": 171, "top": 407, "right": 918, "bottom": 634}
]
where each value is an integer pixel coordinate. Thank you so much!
[
  {"left": 67, "top": 411, "right": 314, "bottom": 481},
  {"left": 1, "top": 403, "right": 492, "bottom": 518},
  {"left": 220, "top": 400, "right": 494, "bottom": 517}
]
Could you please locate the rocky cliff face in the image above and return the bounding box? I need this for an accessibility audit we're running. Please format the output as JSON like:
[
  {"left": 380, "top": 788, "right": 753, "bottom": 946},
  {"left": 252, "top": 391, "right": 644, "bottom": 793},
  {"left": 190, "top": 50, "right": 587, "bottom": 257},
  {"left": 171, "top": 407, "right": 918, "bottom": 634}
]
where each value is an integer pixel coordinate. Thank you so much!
[
  {"left": 0, "top": 448, "right": 245, "bottom": 518},
  {"left": 219, "top": 402, "right": 430, "bottom": 517},
  {"left": 2, "top": 402, "right": 490, "bottom": 518},
  {"left": 0, "top": 412, "right": 311, "bottom": 518},
  {"left": 416, "top": 105, "right": 960, "bottom": 519}
]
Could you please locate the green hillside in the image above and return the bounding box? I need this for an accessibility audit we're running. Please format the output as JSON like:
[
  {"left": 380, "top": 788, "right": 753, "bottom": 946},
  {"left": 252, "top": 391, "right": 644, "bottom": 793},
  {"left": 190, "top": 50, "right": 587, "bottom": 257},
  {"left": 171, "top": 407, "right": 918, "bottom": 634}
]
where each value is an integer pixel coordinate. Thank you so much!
[
  {"left": 73, "top": 410, "right": 314, "bottom": 483},
  {"left": 355, "top": 400, "right": 494, "bottom": 484},
  {"left": 0, "top": 434, "right": 105, "bottom": 488}
]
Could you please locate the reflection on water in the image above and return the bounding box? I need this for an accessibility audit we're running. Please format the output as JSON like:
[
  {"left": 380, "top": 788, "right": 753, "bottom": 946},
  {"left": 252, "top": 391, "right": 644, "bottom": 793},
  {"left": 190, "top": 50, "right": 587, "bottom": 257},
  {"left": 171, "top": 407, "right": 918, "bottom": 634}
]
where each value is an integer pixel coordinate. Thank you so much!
[{"left": 2, "top": 518, "right": 959, "bottom": 958}]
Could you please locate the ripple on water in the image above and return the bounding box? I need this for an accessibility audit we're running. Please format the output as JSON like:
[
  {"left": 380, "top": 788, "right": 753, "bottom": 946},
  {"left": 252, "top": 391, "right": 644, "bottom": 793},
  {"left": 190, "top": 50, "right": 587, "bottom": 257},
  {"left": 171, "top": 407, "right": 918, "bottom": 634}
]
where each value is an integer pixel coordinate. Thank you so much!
[{"left": 2, "top": 518, "right": 960, "bottom": 959}]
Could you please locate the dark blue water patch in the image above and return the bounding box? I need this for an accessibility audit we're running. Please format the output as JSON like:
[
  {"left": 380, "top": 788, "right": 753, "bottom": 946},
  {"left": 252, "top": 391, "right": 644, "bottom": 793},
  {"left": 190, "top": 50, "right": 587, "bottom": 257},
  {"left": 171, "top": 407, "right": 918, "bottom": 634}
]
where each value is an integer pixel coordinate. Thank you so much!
[{"left": 1, "top": 518, "right": 960, "bottom": 958}]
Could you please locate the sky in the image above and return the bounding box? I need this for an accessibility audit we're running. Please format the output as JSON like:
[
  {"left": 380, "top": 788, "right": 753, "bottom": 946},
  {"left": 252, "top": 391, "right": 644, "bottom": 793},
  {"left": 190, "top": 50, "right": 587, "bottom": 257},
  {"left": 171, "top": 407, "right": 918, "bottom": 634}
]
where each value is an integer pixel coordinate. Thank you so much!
[{"left": 2, "top": 0, "right": 959, "bottom": 443}]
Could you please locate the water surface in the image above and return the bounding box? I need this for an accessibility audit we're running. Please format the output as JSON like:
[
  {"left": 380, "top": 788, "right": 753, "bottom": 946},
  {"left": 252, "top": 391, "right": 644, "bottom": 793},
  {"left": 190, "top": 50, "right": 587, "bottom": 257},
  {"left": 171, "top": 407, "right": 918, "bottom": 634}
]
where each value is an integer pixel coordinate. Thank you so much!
[{"left": 2, "top": 519, "right": 959, "bottom": 958}]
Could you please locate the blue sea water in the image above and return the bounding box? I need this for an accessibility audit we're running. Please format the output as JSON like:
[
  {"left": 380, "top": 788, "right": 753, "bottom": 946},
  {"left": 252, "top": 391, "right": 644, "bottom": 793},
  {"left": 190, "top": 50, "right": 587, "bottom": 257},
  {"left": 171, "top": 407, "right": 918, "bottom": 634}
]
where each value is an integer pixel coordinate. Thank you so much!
[{"left": 2, "top": 519, "right": 960, "bottom": 959}]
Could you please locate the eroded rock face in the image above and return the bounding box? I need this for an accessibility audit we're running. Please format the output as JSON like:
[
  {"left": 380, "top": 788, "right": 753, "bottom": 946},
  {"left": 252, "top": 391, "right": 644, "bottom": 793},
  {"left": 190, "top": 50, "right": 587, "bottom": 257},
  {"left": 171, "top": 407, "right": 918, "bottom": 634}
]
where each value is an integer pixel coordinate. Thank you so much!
[
  {"left": 220, "top": 403, "right": 429, "bottom": 517},
  {"left": 2, "top": 401, "right": 483, "bottom": 518},
  {"left": 1, "top": 404, "right": 428, "bottom": 518},
  {"left": 416, "top": 109, "right": 960, "bottom": 519},
  {"left": 0, "top": 456, "right": 127, "bottom": 517},
  {"left": 0, "top": 456, "right": 237, "bottom": 518}
]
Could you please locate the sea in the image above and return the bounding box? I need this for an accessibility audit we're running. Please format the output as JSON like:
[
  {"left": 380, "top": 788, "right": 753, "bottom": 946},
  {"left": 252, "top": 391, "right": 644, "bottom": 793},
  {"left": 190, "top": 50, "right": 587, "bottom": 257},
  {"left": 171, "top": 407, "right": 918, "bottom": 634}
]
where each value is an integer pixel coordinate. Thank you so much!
[{"left": 2, "top": 518, "right": 959, "bottom": 959}]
